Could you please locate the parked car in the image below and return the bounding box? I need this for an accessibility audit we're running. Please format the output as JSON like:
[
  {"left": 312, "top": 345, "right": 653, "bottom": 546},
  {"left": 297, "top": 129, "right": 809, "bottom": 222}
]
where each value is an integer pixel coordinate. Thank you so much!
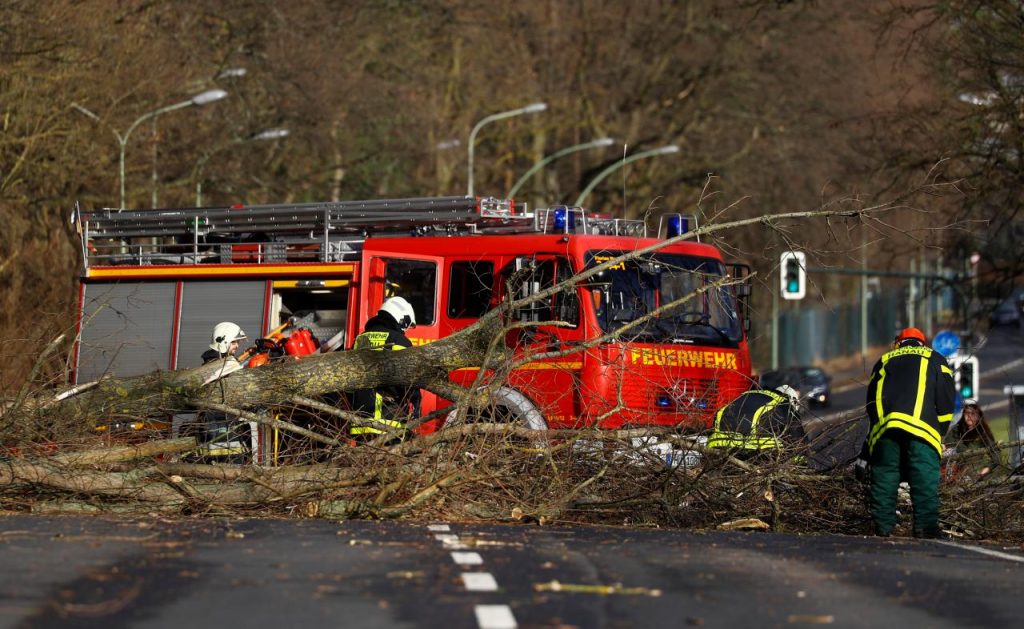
[
  {"left": 759, "top": 366, "right": 832, "bottom": 407},
  {"left": 989, "top": 288, "right": 1024, "bottom": 327}
]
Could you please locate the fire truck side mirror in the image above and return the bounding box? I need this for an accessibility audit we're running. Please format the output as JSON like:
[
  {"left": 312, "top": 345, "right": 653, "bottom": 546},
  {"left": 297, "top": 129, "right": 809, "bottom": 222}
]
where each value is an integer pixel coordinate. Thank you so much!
[
  {"left": 730, "top": 263, "right": 753, "bottom": 336},
  {"left": 508, "top": 256, "right": 538, "bottom": 321}
]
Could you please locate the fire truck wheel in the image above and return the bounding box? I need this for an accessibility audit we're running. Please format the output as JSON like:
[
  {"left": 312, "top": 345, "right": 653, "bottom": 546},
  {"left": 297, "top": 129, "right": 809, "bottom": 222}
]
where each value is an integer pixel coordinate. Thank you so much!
[{"left": 444, "top": 386, "right": 548, "bottom": 430}]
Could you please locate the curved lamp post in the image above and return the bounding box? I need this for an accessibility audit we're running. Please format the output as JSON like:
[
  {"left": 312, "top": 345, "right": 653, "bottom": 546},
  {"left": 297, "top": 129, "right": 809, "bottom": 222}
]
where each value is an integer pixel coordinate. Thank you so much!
[
  {"left": 574, "top": 144, "right": 680, "bottom": 208},
  {"left": 467, "top": 101, "right": 547, "bottom": 196},
  {"left": 217, "top": 67, "right": 248, "bottom": 79},
  {"left": 194, "top": 127, "right": 289, "bottom": 206},
  {"left": 72, "top": 88, "right": 228, "bottom": 209},
  {"left": 508, "top": 137, "right": 614, "bottom": 198}
]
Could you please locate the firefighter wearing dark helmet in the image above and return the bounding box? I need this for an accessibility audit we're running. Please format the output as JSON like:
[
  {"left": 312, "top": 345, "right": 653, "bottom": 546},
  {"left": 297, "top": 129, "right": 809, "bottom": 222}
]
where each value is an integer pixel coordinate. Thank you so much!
[
  {"left": 708, "top": 384, "right": 807, "bottom": 458},
  {"left": 864, "top": 327, "right": 955, "bottom": 538},
  {"left": 350, "top": 296, "right": 423, "bottom": 442}
]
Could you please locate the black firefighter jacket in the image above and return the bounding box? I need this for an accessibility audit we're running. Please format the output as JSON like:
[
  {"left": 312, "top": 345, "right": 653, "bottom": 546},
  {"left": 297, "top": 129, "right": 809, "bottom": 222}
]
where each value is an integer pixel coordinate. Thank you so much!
[
  {"left": 865, "top": 341, "right": 955, "bottom": 456},
  {"left": 708, "top": 389, "right": 805, "bottom": 452},
  {"left": 351, "top": 312, "right": 422, "bottom": 435}
]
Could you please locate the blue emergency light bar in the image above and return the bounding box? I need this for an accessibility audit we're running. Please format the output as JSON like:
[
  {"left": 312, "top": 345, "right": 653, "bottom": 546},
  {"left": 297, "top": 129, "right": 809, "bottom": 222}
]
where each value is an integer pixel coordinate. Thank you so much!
[
  {"left": 553, "top": 206, "right": 577, "bottom": 231},
  {"left": 668, "top": 215, "right": 688, "bottom": 237},
  {"left": 660, "top": 213, "right": 700, "bottom": 241}
]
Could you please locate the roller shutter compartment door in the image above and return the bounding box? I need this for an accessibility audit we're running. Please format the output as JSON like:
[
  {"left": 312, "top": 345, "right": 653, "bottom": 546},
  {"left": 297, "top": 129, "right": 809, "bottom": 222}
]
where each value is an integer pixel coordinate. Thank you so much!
[
  {"left": 175, "top": 280, "right": 266, "bottom": 369},
  {"left": 77, "top": 282, "right": 175, "bottom": 382}
]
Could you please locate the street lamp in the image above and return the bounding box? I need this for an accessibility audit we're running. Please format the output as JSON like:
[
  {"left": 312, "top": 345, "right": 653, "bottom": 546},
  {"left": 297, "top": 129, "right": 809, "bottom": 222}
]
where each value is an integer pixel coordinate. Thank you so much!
[
  {"left": 508, "top": 137, "right": 614, "bottom": 198},
  {"left": 194, "top": 127, "right": 289, "bottom": 206},
  {"left": 574, "top": 144, "right": 680, "bottom": 208},
  {"left": 217, "top": 67, "right": 248, "bottom": 79},
  {"left": 467, "top": 101, "right": 547, "bottom": 196},
  {"left": 71, "top": 88, "right": 228, "bottom": 210}
]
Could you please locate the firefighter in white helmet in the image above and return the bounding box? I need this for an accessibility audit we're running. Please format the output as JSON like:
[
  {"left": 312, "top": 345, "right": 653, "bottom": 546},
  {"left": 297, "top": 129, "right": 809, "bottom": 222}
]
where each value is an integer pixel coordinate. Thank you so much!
[
  {"left": 193, "top": 321, "right": 249, "bottom": 460},
  {"left": 707, "top": 383, "right": 807, "bottom": 460},
  {"left": 202, "top": 321, "right": 247, "bottom": 364},
  {"left": 350, "top": 296, "right": 422, "bottom": 442}
]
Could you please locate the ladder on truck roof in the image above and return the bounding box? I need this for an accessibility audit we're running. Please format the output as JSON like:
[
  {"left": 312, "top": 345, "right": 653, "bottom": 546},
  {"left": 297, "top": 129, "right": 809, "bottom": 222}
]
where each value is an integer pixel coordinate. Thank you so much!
[
  {"left": 74, "top": 196, "right": 651, "bottom": 270},
  {"left": 76, "top": 196, "right": 536, "bottom": 268},
  {"left": 81, "top": 196, "right": 531, "bottom": 240}
]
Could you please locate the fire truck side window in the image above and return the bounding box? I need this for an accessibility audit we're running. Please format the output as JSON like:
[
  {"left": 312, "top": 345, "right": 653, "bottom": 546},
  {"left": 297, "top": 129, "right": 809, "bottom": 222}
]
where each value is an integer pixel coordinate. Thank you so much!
[
  {"left": 448, "top": 261, "right": 495, "bottom": 319},
  {"left": 502, "top": 256, "right": 578, "bottom": 326},
  {"left": 384, "top": 259, "right": 436, "bottom": 326},
  {"left": 552, "top": 258, "right": 579, "bottom": 325}
]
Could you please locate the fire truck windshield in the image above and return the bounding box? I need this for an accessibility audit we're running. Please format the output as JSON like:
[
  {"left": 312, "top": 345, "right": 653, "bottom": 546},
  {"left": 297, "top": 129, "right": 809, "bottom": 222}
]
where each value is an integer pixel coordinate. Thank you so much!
[{"left": 585, "top": 251, "right": 742, "bottom": 346}]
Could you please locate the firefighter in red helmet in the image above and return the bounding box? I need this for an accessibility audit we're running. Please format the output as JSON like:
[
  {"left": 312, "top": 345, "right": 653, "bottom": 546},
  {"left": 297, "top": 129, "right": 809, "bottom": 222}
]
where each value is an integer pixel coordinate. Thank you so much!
[{"left": 862, "top": 327, "right": 955, "bottom": 537}]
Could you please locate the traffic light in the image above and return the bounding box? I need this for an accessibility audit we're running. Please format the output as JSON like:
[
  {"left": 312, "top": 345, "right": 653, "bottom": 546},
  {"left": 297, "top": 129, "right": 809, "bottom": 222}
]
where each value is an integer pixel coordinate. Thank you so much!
[
  {"left": 780, "top": 251, "right": 806, "bottom": 300},
  {"left": 955, "top": 356, "right": 979, "bottom": 402}
]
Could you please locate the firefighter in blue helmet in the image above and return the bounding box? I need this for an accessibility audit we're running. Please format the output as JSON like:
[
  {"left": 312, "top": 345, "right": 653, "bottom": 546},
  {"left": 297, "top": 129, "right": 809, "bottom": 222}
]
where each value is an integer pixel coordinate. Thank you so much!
[
  {"left": 350, "top": 297, "right": 422, "bottom": 442},
  {"left": 863, "top": 327, "right": 955, "bottom": 538},
  {"left": 708, "top": 384, "right": 807, "bottom": 459}
]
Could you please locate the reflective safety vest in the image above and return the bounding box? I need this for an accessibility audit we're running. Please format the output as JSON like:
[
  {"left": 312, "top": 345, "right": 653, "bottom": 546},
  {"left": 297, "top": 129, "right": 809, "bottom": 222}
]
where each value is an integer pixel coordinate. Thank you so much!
[
  {"left": 350, "top": 328, "right": 409, "bottom": 437},
  {"left": 866, "top": 344, "right": 955, "bottom": 456},
  {"left": 707, "top": 389, "right": 800, "bottom": 451}
]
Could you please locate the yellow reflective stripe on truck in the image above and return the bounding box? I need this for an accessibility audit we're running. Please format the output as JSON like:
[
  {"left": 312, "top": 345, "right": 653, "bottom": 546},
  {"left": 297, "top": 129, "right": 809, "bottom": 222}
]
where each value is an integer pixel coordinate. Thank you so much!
[{"left": 85, "top": 263, "right": 355, "bottom": 279}]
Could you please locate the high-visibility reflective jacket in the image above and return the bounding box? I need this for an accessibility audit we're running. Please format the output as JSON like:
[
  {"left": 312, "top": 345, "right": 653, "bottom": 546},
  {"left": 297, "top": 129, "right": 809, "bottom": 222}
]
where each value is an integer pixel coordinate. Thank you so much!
[
  {"left": 708, "top": 389, "right": 805, "bottom": 452},
  {"left": 350, "top": 312, "right": 422, "bottom": 437},
  {"left": 865, "top": 341, "right": 955, "bottom": 456}
]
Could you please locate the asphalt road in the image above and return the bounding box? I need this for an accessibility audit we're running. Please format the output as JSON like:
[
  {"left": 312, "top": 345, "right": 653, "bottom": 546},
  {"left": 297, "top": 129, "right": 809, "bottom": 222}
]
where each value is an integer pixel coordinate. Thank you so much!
[{"left": 2, "top": 516, "right": 1024, "bottom": 628}]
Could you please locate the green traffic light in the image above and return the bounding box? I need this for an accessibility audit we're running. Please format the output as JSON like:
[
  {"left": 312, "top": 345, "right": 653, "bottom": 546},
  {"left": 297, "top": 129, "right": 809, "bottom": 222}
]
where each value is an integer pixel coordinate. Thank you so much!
[
  {"left": 959, "top": 362, "right": 976, "bottom": 399},
  {"left": 787, "top": 280, "right": 799, "bottom": 292}
]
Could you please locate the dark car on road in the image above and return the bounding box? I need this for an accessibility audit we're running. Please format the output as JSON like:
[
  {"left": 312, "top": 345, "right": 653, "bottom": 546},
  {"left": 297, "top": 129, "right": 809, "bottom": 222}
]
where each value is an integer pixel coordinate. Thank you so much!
[
  {"left": 759, "top": 366, "right": 832, "bottom": 407},
  {"left": 989, "top": 287, "right": 1024, "bottom": 327}
]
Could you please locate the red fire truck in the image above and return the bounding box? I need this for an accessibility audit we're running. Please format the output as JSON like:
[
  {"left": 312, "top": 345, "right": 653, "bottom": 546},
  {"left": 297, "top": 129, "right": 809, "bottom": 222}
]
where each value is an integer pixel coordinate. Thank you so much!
[{"left": 72, "top": 196, "right": 752, "bottom": 440}]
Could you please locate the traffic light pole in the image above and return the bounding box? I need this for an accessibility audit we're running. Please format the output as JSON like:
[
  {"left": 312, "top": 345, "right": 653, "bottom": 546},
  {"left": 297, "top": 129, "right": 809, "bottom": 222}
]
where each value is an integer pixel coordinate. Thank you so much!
[
  {"left": 806, "top": 265, "right": 960, "bottom": 352},
  {"left": 775, "top": 250, "right": 807, "bottom": 370},
  {"left": 771, "top": 269, "right": 779, "bottom": 370},
  {"left": 774, "top": 261, "right": 960, "bottom": 365},
  {"left": 806, "top": 266, "right": 954, "bottom": 281}
]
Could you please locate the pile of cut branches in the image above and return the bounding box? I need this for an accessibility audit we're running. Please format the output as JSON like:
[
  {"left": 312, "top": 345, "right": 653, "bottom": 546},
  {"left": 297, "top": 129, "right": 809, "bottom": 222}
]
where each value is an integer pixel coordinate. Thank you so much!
[{"left": 2, "top": 401, "right": 1022, "bottom": 543}]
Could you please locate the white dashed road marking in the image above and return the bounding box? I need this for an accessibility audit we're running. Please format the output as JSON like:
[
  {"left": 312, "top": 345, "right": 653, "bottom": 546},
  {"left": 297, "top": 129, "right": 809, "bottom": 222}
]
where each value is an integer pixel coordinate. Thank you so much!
[
  {"left": 430, "top": 525, "right": 516, "bottom": 629},
  {"left": 934, "top": 540, "right": 1024, "bottom": 564},
  {"left": 474, "top": 604, "right": 518, "bottom": 629},
  {"left": 461, "top": 572, "right": 500, "bottom": 592},
  {"left": 435, "top": 532, "right": 469, "bottom": 549},
  {"left": 451, "top": 551, "right": 484, "bottom": 565}
]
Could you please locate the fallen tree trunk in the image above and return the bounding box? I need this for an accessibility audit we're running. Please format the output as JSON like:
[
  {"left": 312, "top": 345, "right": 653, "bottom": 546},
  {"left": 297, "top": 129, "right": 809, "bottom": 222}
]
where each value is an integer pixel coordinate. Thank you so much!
[
  {"left": 54, "top": 315, "right": 508, "bottom": 425},
  {"left": 53, "top": 437, "right": 198, "bottom": 467},
  {"left": 0, "top": 461, "right": 183, "bottom": 502}
]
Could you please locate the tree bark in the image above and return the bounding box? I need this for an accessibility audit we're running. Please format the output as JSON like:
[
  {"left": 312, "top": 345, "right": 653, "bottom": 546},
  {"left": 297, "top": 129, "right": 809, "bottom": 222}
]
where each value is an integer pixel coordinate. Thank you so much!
[
  {"left": 57, "top": 316, "right": 508, "bottom": 424},
  {"left": 53, "top": 437, "right": 197, "bottom": 467}
]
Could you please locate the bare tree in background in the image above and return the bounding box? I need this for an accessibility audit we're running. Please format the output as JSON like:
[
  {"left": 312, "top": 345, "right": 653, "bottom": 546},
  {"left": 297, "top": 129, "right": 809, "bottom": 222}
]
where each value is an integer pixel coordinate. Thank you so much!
[{"left": 873, "top": 1, "right": 1024, "bottom": 300}]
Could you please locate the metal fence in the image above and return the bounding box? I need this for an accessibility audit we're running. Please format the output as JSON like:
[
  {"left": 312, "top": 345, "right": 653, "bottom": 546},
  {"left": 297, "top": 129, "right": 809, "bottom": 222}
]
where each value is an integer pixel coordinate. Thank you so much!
[{"left": 745, "top": 280, "right": 958, "bottom": 368}]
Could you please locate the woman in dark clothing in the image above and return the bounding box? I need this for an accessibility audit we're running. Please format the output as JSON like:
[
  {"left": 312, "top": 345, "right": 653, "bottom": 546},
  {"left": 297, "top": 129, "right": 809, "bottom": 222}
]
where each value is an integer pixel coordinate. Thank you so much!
[{"left": 944, "top": 403, "right": 1001, "bottom": 480}]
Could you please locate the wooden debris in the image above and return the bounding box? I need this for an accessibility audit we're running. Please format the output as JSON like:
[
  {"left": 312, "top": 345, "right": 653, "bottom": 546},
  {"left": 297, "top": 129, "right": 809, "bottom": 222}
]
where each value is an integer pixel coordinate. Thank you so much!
[{"left": 717, "top": 518, "right": 771, "bottom": 531}]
